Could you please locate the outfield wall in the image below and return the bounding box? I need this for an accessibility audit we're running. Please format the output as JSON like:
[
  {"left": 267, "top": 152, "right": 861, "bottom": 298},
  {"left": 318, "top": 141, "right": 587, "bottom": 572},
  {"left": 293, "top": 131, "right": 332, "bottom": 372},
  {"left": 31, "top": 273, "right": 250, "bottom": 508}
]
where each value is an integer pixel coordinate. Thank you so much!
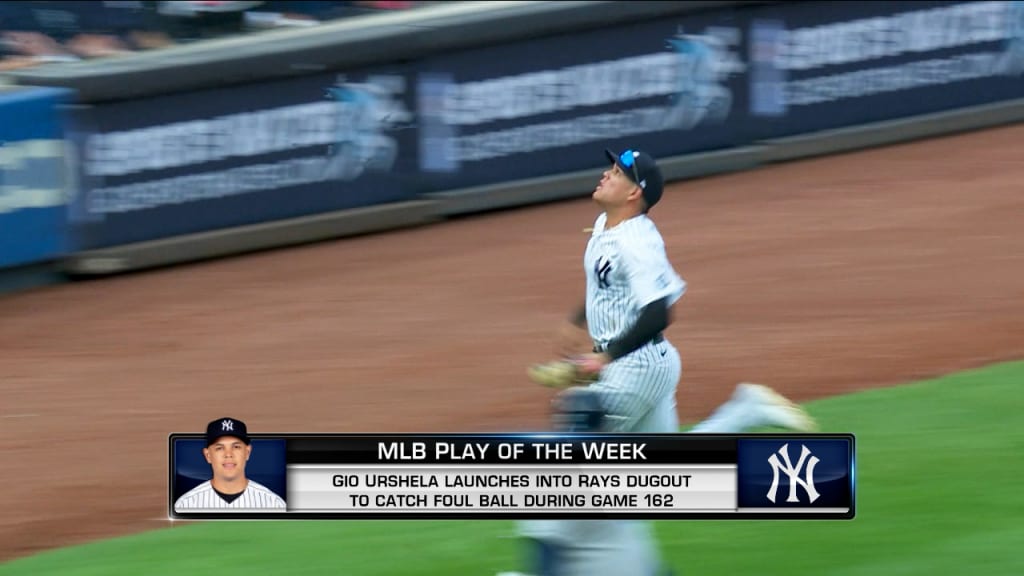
[{"left": 2, "top": 0, "right": 1024, "bottom": 278}]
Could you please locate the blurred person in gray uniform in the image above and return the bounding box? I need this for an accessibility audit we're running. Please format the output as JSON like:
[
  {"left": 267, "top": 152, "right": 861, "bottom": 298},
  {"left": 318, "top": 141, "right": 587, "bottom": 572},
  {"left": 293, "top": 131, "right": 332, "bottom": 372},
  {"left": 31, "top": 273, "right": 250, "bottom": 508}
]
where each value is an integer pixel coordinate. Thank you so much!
[
  {"left": 504, "top": 383, "right": 816, "bottom": 576},
  {"left": 507, "top": 387, "right": 664, "bottom": 576}
]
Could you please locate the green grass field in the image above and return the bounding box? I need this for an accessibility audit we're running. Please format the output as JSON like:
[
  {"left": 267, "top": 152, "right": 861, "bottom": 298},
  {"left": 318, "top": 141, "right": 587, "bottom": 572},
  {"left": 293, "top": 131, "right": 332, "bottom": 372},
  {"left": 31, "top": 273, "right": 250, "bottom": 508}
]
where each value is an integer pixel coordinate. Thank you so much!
[{"left": 3, "top": 360, "right": 1022, "bottom": 576}]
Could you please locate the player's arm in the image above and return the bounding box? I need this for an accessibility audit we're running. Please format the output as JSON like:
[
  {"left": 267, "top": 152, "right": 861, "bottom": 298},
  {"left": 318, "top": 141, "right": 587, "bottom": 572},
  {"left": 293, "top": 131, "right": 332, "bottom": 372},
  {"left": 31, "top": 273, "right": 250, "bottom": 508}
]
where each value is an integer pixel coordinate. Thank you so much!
[
  {"left": 569, "top": 301, "right": 587, "bottom": 328},
  {"left": 602, "top": 241, "right": 684, "bottom": 360},
  {"left": 603, "top": 297, "right": 670, "bottom": 360},
  {"left": 570, "top": 212, "right": 603, "bottom": 330},
  {"left": 555, "top": 300, "right": 589, "bottom": 357}
]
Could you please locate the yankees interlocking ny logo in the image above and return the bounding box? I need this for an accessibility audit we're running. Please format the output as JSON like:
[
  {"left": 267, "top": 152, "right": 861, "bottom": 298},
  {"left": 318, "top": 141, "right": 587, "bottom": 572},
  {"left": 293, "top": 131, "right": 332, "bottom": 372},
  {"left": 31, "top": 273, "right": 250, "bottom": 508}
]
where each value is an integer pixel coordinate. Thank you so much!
[
  {"left": 766, "top": 443, "right": 820, "bottom": 504},
  {"left": 221, "top": 420, "right": 234, "bottom": 432},
  {"left": 595, "top": 256, "right": 613, "bottom": 289}
]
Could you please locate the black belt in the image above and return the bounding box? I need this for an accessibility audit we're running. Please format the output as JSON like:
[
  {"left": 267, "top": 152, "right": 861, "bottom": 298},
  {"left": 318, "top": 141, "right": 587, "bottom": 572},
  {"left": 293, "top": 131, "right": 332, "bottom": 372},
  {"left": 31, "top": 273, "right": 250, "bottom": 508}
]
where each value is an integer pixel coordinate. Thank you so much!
[{"left": 593, "top": 333, "right": 664, "bottom": 354}]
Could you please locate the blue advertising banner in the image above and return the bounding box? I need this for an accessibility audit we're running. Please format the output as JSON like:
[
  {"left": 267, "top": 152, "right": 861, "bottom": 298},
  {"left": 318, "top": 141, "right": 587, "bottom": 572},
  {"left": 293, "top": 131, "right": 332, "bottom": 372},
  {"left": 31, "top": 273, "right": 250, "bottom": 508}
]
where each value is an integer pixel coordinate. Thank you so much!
[
  {"left": 414, "top": 8, "right": 752, "bottom": 191},
  {"left": 52, "top": 0, "right": 1024, "bottom": 253},
  {"left": 0, "top": 86, "right": 73, "bottom": 269},
  {"left": 746, "top": 0, "right": 1024, "bottom": 137},
  {"left": 66, "top": 65, "right": 418, "bottom": 250},
  {"left": 414, "top": 0, "right": 1024, "bottom": 192}
]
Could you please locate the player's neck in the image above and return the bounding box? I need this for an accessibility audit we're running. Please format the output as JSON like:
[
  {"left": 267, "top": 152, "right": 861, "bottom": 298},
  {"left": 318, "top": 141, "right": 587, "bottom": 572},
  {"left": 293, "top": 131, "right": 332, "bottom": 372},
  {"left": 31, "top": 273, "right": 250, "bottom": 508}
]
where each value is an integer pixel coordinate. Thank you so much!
[
  {"left": 211, "top": 476, "right": 249, "bottom": 495},
  {"left": 603, "top": 206, "right": 643, "bottom": 229}
]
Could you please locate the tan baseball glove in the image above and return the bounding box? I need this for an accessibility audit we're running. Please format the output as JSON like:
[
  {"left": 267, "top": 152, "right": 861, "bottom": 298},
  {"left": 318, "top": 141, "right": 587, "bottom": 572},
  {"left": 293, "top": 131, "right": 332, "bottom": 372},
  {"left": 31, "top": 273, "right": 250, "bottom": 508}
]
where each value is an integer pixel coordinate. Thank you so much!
[{"left": 527, "top": 357, "right": 600, "bottom": 389}]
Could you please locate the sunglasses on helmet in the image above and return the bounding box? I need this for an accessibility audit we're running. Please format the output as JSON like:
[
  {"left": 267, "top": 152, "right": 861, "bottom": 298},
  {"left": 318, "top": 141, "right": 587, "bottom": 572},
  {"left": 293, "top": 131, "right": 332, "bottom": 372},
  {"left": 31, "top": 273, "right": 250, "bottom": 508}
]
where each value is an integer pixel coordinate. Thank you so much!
[{"left": 617, "top": 149, "right": 642, "bottom": 187}]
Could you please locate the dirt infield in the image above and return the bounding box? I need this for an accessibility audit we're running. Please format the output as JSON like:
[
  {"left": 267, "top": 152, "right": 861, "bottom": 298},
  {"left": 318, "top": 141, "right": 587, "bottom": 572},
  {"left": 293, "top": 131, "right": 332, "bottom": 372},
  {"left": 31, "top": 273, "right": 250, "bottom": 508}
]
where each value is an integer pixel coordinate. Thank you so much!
[{"left": 2, "top": 124, "right": 1024, "bottom": 561}]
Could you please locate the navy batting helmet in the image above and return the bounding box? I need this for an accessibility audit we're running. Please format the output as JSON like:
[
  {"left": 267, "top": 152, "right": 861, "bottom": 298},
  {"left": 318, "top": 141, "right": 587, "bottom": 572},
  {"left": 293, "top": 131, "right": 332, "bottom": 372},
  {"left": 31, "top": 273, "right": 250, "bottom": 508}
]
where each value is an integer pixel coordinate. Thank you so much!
[{"left": 551, "top": 386, "right": 608, "bottom": 432}]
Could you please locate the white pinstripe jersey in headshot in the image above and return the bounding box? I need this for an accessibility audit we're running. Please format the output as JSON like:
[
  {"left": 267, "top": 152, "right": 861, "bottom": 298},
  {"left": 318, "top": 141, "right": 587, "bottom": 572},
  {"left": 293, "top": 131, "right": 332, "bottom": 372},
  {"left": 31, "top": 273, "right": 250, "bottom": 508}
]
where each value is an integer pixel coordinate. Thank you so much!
[
  {"left": 174, "top": 480, "right": 286, "bottom": 512},
  {"left": 584, "top": 212, "right": 686, "bottom": 353}
]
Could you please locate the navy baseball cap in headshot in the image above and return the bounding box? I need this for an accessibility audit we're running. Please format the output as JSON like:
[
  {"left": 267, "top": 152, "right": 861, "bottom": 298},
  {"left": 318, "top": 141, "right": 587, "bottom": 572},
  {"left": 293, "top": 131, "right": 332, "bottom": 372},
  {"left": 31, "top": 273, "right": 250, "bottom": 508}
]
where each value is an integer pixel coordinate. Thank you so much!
[
  {"left": 205, "top": 417, "right": 250, "bottom": 446},
  {"left": 605, "top": 148, "right": 665, "bottom": 210}
]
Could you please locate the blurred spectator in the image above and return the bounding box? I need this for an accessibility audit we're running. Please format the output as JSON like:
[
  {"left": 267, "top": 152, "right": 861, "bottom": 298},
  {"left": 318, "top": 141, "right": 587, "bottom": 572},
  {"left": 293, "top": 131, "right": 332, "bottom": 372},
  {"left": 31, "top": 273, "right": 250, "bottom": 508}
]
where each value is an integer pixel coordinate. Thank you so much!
[
  {"left": 0, "top": 30, "right": 79, "bottom": 70},
  {"left": 0, "top": 2, "right": 169, "bottom": 68},
  {"left": 65, "top": 32, "right": 133, "bottom": 58},
  {"left": 158, "top": 2, "right": 283, "bottom": 39},
  {"left": 357, "top": 1, "right": 415, "bottom": 8},
  {"left": 0, "top": 0, "right": 431, "bottom": 71},
  {"left": 157, "top": 1, "right": 426, "bottom": 38}
]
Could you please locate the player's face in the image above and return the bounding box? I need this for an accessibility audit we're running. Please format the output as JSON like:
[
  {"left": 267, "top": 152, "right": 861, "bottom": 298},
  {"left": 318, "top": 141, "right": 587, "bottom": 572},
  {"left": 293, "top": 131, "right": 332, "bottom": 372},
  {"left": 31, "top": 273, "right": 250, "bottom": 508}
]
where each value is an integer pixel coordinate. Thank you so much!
[
  {"left": 204, "top": 437, "right": 251, "bottom": 482},
  {"left": 593, "top": 163, "right": 640, "bottom": 207}
]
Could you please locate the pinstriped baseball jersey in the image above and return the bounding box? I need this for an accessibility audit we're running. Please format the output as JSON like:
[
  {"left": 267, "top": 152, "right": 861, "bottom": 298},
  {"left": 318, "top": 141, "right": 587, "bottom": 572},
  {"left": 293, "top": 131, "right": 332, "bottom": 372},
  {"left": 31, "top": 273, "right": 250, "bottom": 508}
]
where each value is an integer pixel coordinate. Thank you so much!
[
  {"left": 584, "top": 212, "right": 686, "bottom": 351},
  {"left": 583, "top": 211, "right": 687, "bottom": 429},
  {"left": 174, "top": 480, "right": 286, "bottom": 512}
]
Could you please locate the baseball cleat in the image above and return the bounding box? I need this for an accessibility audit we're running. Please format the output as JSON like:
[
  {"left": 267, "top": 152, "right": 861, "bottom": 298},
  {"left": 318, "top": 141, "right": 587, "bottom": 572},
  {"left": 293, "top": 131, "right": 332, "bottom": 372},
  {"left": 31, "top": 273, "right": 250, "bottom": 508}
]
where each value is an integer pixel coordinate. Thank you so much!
[{"left": 736, "top": 383, "right": 818, "bottom": 432}]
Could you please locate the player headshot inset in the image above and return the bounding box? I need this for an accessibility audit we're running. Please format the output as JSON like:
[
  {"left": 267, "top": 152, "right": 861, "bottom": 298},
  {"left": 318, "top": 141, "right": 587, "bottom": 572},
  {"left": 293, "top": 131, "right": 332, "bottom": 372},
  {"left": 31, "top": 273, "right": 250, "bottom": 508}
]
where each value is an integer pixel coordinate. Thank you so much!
[{"left": 173, "top": 417, "right": 286, "bottom": 513}]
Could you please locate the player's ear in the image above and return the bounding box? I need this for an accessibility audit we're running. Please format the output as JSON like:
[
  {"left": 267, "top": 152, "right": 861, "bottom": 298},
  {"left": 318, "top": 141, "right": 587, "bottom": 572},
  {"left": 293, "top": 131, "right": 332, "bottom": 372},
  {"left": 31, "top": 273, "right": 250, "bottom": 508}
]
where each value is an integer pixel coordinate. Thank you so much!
[
  {"left": 628, "top": 185, "right": 644, "bottom": 204},
  {"left": 203, "top": 447, "right": 212, "bottom": 464},
  {"left": 245, "top": 444, "right": 253, "bottom": 460}
]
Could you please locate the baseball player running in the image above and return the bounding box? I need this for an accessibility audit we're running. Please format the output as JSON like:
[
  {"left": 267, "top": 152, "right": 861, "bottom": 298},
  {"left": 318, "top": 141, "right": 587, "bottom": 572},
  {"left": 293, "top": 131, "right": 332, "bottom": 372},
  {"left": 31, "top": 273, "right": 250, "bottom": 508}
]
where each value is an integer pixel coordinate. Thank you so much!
[
  {"left": 508, "top": 148, "right": 816, "bottom": 576},
  {"left": 174, "top": 417, "right": 286, "bottom": 512}
]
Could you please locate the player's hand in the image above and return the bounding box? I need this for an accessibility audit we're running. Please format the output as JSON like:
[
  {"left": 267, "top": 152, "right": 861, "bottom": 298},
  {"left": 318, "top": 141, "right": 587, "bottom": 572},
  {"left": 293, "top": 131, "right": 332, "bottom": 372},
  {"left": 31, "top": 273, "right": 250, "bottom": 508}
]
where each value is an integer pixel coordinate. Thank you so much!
[
  {"left": 574, "top": 352, "right": 611, "bottom": 376},
  {"left": 556, "top": 321, "right": 591, "bottom": 358},
  {"left": 527, "top": 355, "right": 602, "bottom": 389}
]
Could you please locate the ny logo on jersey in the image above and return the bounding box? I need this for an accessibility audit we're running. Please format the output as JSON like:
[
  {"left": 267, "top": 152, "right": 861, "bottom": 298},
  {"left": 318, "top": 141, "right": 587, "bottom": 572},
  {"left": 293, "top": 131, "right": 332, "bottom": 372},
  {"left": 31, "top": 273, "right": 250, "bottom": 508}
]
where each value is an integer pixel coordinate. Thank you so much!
[
  {"left": 221, "top": 419, "right": 234, "bottom": 432},
  {"left": 594, "top": 256, "right": 613, "bottom": 289}
]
